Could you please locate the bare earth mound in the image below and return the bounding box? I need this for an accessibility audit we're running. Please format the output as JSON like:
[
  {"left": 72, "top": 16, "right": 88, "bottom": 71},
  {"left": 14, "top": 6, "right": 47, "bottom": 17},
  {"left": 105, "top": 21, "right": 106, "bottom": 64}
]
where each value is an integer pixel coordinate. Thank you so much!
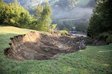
[{"left": 4, "top": 31, "right": 86, "bottom": 60}]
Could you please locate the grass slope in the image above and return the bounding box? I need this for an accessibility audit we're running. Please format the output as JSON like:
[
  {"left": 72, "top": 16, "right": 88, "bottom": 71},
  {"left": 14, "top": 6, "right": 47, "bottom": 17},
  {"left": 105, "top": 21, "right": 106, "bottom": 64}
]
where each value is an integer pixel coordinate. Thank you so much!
[{"left": 0, "top": 26, "right": 112, "bottom": 74}]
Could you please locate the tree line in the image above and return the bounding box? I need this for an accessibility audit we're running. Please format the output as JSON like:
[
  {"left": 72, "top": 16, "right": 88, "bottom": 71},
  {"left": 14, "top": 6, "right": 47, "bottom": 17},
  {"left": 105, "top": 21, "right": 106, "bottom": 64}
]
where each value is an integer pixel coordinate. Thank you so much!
[
  {"left": 88, "top": 0, "right": 112, "bottom": 43},
  {"left": 0, "top": 0, "right": 54, "bottom": 32}
]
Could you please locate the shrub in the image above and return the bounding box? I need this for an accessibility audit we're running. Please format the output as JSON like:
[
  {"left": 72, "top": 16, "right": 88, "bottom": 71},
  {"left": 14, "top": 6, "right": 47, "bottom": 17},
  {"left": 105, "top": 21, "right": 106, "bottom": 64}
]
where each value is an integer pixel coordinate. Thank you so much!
[
  {"left": 97, "top": 32, "right": 109, "bottom": 41},
  {"left": 106, "top": 35, "right": 112, "bottom": 43},
  {"left": 0, "top": 2, "right": 33, "bottom": 27},
  {"left": 59, "top": 30, "right": 69, "bottom": 36},
  {"left": 96, "top": 32, "right": 112, "bottom": 44}
]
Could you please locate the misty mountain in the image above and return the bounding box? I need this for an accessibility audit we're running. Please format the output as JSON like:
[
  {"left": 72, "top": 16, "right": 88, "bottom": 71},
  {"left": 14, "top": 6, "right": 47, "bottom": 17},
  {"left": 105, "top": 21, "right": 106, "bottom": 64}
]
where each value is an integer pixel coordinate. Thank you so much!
[
  {"left": 4, "top": 0, "right": 95, "bottom": 19},
  {"left": 51, "top": 0, "right": 96, "bottom": 31},
  {"left": 52, "top": 0, "right": 95, "bottom": 19},
  {"left": 3, "top": 0, "right": 96, "bottom": 26}
]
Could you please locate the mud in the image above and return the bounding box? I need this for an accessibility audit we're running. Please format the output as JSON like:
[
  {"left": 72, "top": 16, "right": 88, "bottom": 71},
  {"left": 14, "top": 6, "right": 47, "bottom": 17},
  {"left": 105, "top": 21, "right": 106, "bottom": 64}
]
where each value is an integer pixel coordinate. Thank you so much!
[{"left": 4, "top": 31, "right": 86, "bottom": 60}]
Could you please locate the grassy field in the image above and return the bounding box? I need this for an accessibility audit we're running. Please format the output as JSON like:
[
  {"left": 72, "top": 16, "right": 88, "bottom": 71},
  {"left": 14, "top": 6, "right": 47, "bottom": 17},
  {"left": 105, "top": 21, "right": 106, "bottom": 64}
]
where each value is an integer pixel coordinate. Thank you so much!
[{"left": 0, "top": 26, "right": 112, "bottom": 74}]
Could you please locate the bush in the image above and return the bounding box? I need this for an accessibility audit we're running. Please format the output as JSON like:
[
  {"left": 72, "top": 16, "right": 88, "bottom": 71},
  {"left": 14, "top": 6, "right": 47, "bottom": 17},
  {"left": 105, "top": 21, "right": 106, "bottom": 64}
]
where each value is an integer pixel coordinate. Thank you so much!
[
  {"left": 0, "top": 2, "right": 33, "bottom": 27},
  {"left": 59, "top": 30, "right": 69, "bottom": 36},
  {"left": 96, "top": 32, "right": 112, "bottom": 44},
  {"left": 49, "top": 24, "right": 57, "bottom": 33},
  {"left": 106, "top": 35, "right": 112, "bottom": 43},
  {"left": 97, "top": 32, "right": 109, "bottom": 41}
]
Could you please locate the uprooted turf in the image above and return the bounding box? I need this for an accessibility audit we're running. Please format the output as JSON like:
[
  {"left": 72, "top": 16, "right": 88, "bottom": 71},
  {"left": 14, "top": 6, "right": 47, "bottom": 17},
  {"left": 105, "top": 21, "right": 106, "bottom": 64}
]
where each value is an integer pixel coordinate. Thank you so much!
[{"left": 0, "top": 26, "right": 112, "bottom": 74}]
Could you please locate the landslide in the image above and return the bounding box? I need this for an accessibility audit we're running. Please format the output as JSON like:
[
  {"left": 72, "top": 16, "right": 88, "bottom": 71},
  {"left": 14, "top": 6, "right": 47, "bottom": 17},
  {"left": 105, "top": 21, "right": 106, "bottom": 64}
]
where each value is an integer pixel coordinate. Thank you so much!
[{"left": 5, "top": 31, "right": 86, "bottom": 60}]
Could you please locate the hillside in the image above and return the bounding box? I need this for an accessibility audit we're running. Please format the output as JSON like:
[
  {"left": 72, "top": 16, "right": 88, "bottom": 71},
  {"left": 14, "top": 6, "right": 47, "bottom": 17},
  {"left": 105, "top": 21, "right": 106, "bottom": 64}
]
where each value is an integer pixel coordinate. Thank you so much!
[
  {"left": 1, "top": 0, "right": 96, "bottom": 33},
  {"left": 3, "top": 0, "right": 96, "bottom": 22},
  {"left": 0, "top": 26, "right": 112, "bottom": 74}
]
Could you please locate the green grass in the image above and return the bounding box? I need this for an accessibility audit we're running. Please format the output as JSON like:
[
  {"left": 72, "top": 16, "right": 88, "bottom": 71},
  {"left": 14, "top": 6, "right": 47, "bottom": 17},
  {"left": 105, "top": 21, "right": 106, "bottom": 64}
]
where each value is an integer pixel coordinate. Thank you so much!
[{"left": 0, "top": 26, "right": 112, "bottom": 74}]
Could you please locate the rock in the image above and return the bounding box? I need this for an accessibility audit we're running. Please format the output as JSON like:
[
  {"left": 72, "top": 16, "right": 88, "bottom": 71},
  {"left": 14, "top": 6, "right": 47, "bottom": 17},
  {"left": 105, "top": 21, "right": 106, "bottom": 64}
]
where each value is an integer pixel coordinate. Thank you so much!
[{"left": 79, "top": 40, "right": 86, "bottom": 49}]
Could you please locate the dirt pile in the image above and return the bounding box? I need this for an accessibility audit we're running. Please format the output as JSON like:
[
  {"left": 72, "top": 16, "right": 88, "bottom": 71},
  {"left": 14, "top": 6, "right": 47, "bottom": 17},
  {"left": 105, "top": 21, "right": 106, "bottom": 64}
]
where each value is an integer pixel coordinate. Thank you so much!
[{"left": 5, "top": 31, "right": 86, "bottom": 60}]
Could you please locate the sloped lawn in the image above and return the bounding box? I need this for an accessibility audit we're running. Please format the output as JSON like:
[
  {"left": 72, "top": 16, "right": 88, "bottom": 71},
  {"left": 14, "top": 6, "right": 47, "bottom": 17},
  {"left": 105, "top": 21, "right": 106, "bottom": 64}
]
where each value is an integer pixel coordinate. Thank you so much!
[{"left": 0, "top": 26, "right": 112, "bottom": 74}]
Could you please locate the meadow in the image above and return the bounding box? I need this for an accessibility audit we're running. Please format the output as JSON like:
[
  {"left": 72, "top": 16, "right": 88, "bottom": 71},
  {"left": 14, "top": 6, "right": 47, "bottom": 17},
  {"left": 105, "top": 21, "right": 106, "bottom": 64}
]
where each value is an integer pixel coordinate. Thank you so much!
[{"left": 0, "top": 26, "right": 112, "bottom": 74}]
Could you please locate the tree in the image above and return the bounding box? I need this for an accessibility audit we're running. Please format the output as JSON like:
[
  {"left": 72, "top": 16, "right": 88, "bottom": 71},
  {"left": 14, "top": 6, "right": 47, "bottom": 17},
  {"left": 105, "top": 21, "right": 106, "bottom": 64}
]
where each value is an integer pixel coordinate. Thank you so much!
[
  {"left": 0, "top": 0, "right": 52, "bottom": 32},
  {"left": 0, "top": 1, "right": 33, "bottom": 26},
  {"left": 35, "top": 4, "right": 43, "bottom": 20},
  {"left": 33, "top": 3, "right": 52, "bottom": 31},
  {"left": 0, "top": 0, "right": 5, "bottom": 23},
  {"left": 87, "top": 0, "right": 112, "bottom": 38}
]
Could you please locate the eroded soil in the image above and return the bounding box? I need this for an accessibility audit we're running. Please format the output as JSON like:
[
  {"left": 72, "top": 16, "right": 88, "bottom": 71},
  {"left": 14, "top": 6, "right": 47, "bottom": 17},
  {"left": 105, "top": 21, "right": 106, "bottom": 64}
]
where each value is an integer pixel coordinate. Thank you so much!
[{"left": 4, "top": 31, "right": 86, "bottom": 60}]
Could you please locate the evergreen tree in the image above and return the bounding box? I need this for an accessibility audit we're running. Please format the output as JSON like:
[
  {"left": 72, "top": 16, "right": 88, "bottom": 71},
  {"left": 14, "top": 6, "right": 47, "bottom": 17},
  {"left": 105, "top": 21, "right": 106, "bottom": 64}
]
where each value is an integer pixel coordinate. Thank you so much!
[{"left": 88, "top": 0, "right": 112, "bottom": 38}]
